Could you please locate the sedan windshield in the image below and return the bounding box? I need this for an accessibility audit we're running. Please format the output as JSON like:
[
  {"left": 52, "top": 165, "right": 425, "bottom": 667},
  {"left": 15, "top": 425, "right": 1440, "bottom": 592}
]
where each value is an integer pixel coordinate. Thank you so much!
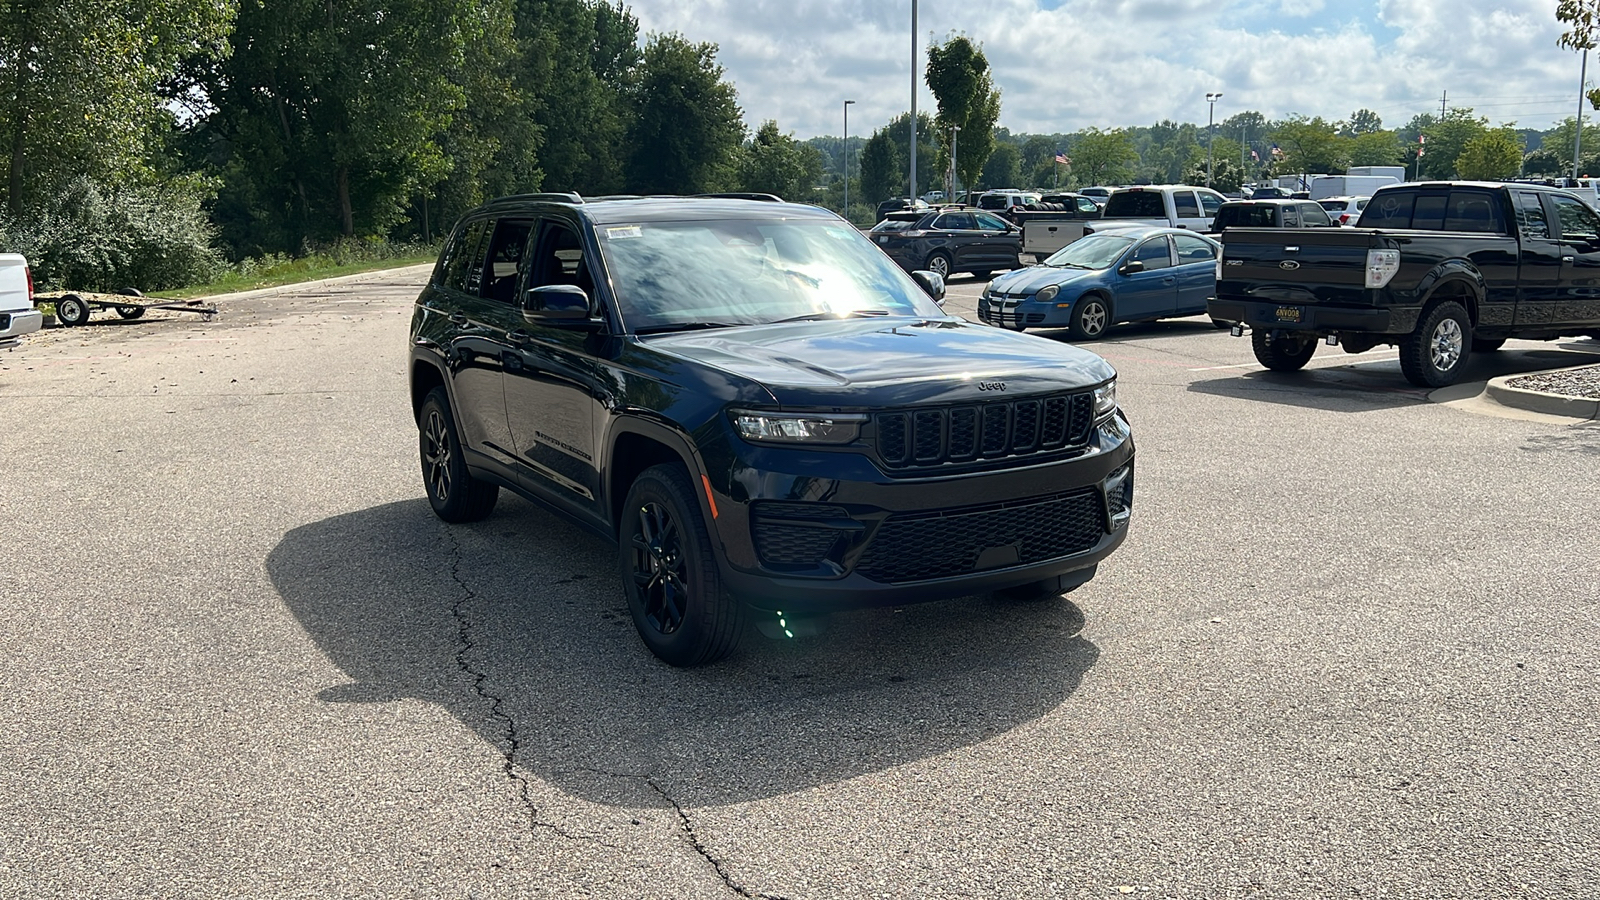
[
  {"left": 1042, "top": 233, "right": 1136, "bottom": 269},
  {"left": 597, "top": 218, "right": 946, "bottom": 332}
]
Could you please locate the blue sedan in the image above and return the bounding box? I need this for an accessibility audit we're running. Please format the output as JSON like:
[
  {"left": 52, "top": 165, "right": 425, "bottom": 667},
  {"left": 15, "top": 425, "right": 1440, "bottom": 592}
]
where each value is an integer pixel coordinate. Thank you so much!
[{"left": 977, "top": 226, "right": 1221, "bottom": 339}]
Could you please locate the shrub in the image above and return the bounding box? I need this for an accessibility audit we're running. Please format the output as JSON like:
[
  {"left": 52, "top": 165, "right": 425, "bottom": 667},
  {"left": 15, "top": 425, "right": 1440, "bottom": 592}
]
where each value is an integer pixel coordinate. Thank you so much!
[{"left": 0, "top": 176, "right": 223, "bottom": 291}]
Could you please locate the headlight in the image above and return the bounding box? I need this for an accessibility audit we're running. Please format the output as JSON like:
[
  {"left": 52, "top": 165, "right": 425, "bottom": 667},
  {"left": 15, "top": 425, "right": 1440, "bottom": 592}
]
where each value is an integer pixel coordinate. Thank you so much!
[
  {"left": 1036, "top": 284, "right": 1060, "bottom": 303},
  {"left": 981, "top": 285, "right": 991, "bottom": 300},
  {"left": 731, "top": 411, "right": 866, "bottom": 444},
  {"left": 1093, "top": 380, "right": 1117, "bottom": 419}
]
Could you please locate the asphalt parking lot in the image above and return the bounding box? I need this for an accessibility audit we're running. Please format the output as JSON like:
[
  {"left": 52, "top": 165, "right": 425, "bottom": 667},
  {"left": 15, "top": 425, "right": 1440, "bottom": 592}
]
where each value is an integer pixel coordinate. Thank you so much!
[{"left": 2, "top": 267, "right": 1598, "bottom": 899}]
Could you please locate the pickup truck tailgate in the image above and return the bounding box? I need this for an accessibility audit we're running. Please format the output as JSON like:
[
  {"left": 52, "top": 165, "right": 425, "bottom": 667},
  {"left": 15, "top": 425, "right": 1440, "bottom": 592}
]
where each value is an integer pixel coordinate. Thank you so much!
[{"left": 1218, "top": 227, "right": 1378, "bottom": 307}]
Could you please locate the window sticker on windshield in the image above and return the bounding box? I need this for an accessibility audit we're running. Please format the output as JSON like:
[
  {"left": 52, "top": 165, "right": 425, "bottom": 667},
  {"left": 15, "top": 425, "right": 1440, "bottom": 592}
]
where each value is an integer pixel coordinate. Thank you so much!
[
  {"left": 607, "top": 225, "right": 643, "bottom": 240},
  {"left": 822, "top": 226, "right": 856, "bottom": 240}
]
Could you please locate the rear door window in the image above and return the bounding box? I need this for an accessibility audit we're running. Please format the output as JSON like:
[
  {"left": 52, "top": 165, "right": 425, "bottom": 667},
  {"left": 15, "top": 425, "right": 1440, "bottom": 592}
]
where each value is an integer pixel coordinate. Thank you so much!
[
  {"left": 1514, "top": 191, "right": 1551, "bottom": 239},
  {"left": 1199, "top": 191, "right": 1225, "bottom": 216},
  {"left": 1103, "top": 191, "right": 1166, "bottom": 217},
  {"left": 1282, "top": 205, "right": 1300, "bottom": 227},
  {"left": 1442, "top": 192, "right": 1502, "bottom": 232},
  {"left": 441, "top": 220, "right": 489, "bottom": 293},
  {"left": 1299, "top": 203, "right": 1333, "bottom": 226},
  {"left": 1174, "top": 191, "right": 1201, "bottom": 217},
  {"left": 934, "top": 213, "right": 974, "bottom": 231},
  {"left": 974, "top": 212, "right": 1011, "bottom": 232},
  {"left": 1131, "top": 237, "right": 1173, "bottom": 269},
  {"left": 1172, "top": 234, "right": 1217, "bottom": 261},
  {"left": 479, "top": 219, "right": 534, "bottom": 303}
]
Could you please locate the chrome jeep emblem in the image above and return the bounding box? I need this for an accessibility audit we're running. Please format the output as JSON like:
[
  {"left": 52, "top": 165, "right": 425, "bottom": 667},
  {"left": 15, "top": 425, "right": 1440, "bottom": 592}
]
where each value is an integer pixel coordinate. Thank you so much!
[
  {"left": 1280, "top": 260, "right": 1301, "bottom": 270},
  {"left": 977, "top": 381, "right": 1007, "bottom": 392}
]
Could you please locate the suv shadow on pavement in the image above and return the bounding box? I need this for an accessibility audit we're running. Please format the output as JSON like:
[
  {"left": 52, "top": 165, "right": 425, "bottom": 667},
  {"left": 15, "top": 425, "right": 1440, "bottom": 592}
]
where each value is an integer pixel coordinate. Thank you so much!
[
  {"left": 266, "top": 497, "right": 1101, "bottom": 807},
  {"left": 1186, "top": 347, "right": 1600, "bottom": 414}
]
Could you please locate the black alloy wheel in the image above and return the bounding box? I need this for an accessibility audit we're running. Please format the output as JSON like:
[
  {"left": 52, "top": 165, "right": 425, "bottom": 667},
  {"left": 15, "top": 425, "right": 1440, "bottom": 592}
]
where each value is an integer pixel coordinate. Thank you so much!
[
  {"left": 418, "top": 387, "right": 498, "bottom": 523},
  {"left": 1069, "top": 295, "right": 1110, "bottom": 341},
  {"left": 619, "top": 464, "right": 744, "bottom": 667},
  {"left": 1251, "top": 329, "right": 1318, "bottom": 371}
]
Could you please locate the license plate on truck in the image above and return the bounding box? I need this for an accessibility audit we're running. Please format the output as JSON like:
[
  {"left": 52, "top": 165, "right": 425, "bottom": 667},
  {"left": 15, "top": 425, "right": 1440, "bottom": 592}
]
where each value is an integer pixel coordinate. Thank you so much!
[{"left": 1275, "top": 306, "right": 1303, "bottom": 323}]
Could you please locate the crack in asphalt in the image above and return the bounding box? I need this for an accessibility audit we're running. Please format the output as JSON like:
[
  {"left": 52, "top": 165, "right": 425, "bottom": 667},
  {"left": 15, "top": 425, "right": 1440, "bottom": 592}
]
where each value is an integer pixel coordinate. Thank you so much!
[
  {"left": 642, "top": 776, "right": 793, "bottom": 900},
  {"left": 442, "top": 528, "right": 622, "bottom": 851}
]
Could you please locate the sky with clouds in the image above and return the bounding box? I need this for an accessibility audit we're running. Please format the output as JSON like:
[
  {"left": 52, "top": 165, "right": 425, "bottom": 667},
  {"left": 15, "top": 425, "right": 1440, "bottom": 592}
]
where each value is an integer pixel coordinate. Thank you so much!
[{"left": 628, "top": 0, "right": 1589, "bottom": 139}]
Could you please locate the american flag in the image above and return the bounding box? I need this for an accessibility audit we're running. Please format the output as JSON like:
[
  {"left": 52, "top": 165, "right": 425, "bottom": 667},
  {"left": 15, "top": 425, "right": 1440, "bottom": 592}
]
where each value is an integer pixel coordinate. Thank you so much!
[
  {"left": 1270, "top": 144, "right": 1284, "bottom": 159},
  {"left": 1055, "top": 153, "right": 1071, "bottom": 165},
  {"left": 1250, "top": 148, "right": 1259, "bottom": 161},
  {"left": 1417, "top": 134, "right": 1426, "bottom": 158}
]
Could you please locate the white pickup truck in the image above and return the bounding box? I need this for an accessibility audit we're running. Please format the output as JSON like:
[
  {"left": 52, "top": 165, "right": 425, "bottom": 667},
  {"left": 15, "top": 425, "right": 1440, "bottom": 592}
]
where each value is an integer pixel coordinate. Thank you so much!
[
  {"left": 1, "top": 253, "right": 42, "bottom": 350},
  {"left": 1095, "top": 184, "right": 1229, "bottom": 232}
]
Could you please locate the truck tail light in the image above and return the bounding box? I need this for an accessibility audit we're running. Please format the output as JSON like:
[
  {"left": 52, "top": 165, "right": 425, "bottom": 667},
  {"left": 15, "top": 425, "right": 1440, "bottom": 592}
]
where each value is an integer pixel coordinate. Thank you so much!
[
  {"left": 25, "top": 265, "right": 33, "bottom": 303},
  {"left": 1364, "top": 249, "right": 1400, "bottom": 289}
]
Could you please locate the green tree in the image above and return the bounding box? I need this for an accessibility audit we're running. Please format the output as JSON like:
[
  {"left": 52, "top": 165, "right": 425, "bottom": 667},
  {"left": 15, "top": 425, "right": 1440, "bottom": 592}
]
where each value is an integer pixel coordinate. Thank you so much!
[
  {"left": 1456, "top": 127, "right": 1524, "bottom": 180},
  {"left": 1135, "top": 119, "right": 1201, "bottom": 183},
  {"left": 980, "top": 142, "right": 1021, "bottom": 190},
  {"left": 1348, "top": 130, "right": 1403, "bottom": 167},
  {"left": 925, "top": 35, "right": 1001, "bottom": 193},
  {"left": 1345, "top": 108, "right": 1383, "bottom": 136},
  {"left": 1183, "top": 157, "right": 1243, "bottom": 194},
  {"left": 1523, "top": 147, "right": 1564, "bottom": 176},
  {"left": 1, "top": 0, "right": 234, "bottom": 215},
  {"left": 1541, "top": 116, "right": 1600, "bottom": 170},
  {"left": 1071, "top": 128, "right": 1139, "bottom": 186},
  {"left": 625, "top": 33, "right": 744, "bottom": 194},
  {"left": 736, "top": 121, "right": 823, "bottom": 201},
  {"left": 858, "top": 128, "right": 902, "bottom": 203},
  {"left": 1271, "top": 116, "right": 1349, "bottom": 177},
  {"left": 1416, "top": 108, "right": 1489, "bottom": 179}
]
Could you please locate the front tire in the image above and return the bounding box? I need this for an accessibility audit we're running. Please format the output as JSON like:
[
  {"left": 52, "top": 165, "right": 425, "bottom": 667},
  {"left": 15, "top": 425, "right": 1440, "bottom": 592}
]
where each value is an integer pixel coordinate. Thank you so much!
[
  {"left": 418, "top": 387, "right": 499, "bottom": 523},
  {"left": 619, "top": 464, "right": 745, "bottom": 667},
  {"left": 1400, "top": 301, "right": 1472, "bottom": 387},
  {"left": 56, "top": 294, "right": 92, "bottom": 326},
  {"left": 1251, "top": 330, "right": 1317, "bottom": 371},
  {"left": 1069, "top": 294, "right": 1110, "bottom": 341}
]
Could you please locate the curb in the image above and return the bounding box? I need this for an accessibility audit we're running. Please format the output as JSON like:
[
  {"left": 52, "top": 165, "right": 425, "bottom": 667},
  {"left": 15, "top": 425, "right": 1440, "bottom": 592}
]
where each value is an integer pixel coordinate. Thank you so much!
[
  {"left": 1485, "top": 368, "right": 1600, "bottom": 420},
  {"left": 182, "top": 262, "right": 434, "bottom": 304}
]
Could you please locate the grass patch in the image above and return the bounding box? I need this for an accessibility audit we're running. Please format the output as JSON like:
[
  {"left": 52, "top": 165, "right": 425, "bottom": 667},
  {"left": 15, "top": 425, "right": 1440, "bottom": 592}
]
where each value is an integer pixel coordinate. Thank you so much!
[{"left": 150, "top": 245, "right": 437, "bottom": 300}]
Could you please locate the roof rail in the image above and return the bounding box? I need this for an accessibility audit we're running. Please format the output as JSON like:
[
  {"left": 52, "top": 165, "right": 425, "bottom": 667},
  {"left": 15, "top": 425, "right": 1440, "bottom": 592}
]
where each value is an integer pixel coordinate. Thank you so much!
[
  {"left": 694, "top": 192, "right": 785, "bottom": 202},
  {"left": 489, "top": 192, "right": 585, "bottom": 204}
]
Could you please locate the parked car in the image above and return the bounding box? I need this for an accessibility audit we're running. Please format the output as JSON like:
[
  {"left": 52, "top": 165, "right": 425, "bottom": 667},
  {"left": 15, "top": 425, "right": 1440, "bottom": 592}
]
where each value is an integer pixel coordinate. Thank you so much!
[
  {"left": 1097, "top": 185, "right": 1229, "bottom": 232},
  {"left": 1207, "top": 199, "right": 1338, "bottom": 232},
  {"left": 411, "top": 192, "right": 1135, "bottom": 666},
  {"left": 875, "top": 197, "right": 930, "bottom": 223},
  {"left": 1210, "top": 181, "right": 1600, "bottom": 386},
  {"left": 1246, "top": 185, "right": 1291, "bottom": 200},
  {"left": 0, "top": 253, "right": 41, "bottom": 350},
  {"left": 1318, "top": 195, "right": 1370, "bottom": 226},
  {"left": 980, "top": 225, "right": 1220, "bottom": 339},
  {"left": 870, "top": 207, "right": 1025, "bottom": 279},
  {"left": 1078, "top": 187, "right": 1114, "bottom": 206}
]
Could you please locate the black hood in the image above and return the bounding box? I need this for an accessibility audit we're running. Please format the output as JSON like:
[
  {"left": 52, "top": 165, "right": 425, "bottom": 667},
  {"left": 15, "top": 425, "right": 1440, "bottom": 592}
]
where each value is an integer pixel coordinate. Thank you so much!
[{"left": 642, "top": 316, "right": 1115, "bottom": 408}]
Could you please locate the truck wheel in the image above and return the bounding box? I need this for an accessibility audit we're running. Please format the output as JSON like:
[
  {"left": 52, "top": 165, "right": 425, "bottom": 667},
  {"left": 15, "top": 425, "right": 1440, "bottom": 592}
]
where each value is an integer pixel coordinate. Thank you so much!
[
  {"left": 1471, "top": 337, "right": 1505, "bottom": 353},
  {"left": 1251, "top": 330, "right": 1317, "bottom": 371},
  {"left": 619, "top": 464, "right": 745, "bottom": 667},
  {"left": 55, "top": 294, "right": 92, "bottom": 326},
  {"left": 418, "top": 387, "right": 499, "bottom": 523},
  {"left": 923, "top": 252, "right": 953, "bottom": 280},
  {"left": 116, "top": 306, "right": 145, "bottom": 320},
  {"left": 1069, "top": 295, "right": 1110, "bottom": 340},
  {"left": 1400, "top": 301, "right": 1472, "bottom": 387}
]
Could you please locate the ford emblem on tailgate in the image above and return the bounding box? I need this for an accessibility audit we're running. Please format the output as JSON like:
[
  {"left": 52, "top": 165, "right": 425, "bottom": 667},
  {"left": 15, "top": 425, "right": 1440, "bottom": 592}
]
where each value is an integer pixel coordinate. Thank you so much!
[{"left": 1279, "top": 260, "right": 1301, "bottom": 270}]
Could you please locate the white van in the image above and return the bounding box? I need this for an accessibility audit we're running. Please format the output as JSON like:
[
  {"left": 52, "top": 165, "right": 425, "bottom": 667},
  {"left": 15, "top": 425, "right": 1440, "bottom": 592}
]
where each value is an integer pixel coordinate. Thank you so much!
[{"left": 0, "top": 253, "right": 41, "bottom": 350}]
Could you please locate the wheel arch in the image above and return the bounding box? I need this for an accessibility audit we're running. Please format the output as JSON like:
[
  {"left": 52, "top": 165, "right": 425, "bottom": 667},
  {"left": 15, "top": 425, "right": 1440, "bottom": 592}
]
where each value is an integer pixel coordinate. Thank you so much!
[
  {"left": 606, "top": 419, "right": 708, "bottom": 538},
  {"left": 1417, "top": 265, "right": 1485, "bottom": 326},
  {"left": 410, "top": 356, "right": 449, "bottom": 423}
]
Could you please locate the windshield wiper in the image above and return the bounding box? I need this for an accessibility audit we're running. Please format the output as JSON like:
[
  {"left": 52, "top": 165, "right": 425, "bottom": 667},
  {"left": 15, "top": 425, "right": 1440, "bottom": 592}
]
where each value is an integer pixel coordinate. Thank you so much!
[
  {"left": 631, "top": 321, "right": 747, "bottom": 335},
  {"left": 771, "top": 309, "right": 892, "bottom": 324}
]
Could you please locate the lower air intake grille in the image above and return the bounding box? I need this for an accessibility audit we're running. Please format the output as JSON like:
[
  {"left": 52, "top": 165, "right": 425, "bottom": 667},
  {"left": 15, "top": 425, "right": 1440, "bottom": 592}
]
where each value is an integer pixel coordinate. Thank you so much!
[{"left": 854, "top": 490, "right": 1104, "bottom": 584}]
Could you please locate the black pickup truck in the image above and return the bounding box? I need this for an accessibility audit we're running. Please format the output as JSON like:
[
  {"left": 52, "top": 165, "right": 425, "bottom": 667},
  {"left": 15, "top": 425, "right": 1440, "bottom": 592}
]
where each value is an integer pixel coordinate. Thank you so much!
[{"left": 1208, "top": 181, "right": 1600, "bottom": 386}]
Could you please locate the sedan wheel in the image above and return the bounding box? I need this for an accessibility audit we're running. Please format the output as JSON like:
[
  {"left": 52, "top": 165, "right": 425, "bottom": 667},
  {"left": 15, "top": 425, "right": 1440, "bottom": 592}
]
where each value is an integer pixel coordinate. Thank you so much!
[{"left": 1070, "top": 296, "right": 1109, "bottom": 340}]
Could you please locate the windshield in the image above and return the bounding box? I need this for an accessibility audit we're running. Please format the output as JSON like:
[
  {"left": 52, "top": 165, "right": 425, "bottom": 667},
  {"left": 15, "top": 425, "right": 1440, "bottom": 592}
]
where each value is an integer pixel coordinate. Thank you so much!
[
  {"left": 597, "top": 218, "right": 946, "bottom": 332},
  {"left": 1042, "top": 233, "right": 1136, "bottom": 269}
]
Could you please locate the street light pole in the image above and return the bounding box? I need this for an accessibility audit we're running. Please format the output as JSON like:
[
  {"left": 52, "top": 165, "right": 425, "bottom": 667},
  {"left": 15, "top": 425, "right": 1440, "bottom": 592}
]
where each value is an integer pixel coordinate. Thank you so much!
[
  {"left": 909, "top": 0, "right": 918, "bottom": 201},
  {"left": 843, "top": 99, "right": 856, "bottom": 220},
  {"left": 949, "top": 124, "right": 961, "bottom": 202},
  {"left": 1576, "top": 49, "right": 1589, "bottom": 180},
  {"left": 1206, "top": 91, "right": 1223, "bottom": 188}
]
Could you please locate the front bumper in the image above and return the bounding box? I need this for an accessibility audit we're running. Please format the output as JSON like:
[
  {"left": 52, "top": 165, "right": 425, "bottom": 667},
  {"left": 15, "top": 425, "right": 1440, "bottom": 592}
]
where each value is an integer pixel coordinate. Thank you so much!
[
  {"left": 0, "top": 308, "right": 43, "bottom": 349},
  {"left": 706, "top": 411, "right": 1135, "bottom": 612},
  {"left": 979, "top": 293, "right": 1074, "bottom": 329},
  {"left": 1208, "top": 298, "right": 1420, "bottom": 335}
]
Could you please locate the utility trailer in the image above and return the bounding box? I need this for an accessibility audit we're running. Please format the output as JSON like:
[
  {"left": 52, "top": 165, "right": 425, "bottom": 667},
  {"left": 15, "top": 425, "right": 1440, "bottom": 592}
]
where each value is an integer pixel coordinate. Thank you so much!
[{"left": 42, "top": 288, "right": 217, "bottom": 326}]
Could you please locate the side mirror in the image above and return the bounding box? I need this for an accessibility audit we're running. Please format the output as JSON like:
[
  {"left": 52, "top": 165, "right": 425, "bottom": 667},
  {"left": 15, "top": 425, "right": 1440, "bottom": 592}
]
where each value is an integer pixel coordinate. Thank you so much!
[
  {"left": 1120, "top": 259, "right": 1145, "bottom": 275},
  {"left": 911, "top": 269, "right": 947, "bottom": 304},
  {"left": 522, "top": 284, "right": 592, "bottom": 322}
]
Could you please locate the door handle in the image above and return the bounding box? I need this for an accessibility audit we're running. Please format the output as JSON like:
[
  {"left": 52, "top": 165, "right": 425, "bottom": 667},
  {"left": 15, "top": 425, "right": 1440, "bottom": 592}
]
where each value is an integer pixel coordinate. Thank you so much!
[
  {"left": 1562, "top": 256, "right": 1575, "bottom": 263},
  {"left": 507, "top": 329, "right": 530, "bottom": 342},
  {"left": 448, "top": 312, "right": 468, "bottom": 325},
  {"left": 1163, "top": 277, "right": 1176, "bottom": 284}
]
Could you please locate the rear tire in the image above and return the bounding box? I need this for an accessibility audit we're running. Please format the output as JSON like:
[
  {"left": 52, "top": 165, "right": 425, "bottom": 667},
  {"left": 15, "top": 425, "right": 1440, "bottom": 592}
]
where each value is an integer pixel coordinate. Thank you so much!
[
  {"left": 619, "top": 464, "right": 745, "bottom": 667},
  {"left": 116, "top": 306, "right": 145, "bottom": 320},
  {"left": 418, "top": 387, "right": 499, "bottom": 523},
  {"left": 924, "top": 252, "right": 953, "bottom": 280},
  {"left": 1400, "top": 301, "right": 1472, "bottom": 387},
  {"left": 1251, "top": 330, "right": 1317, "bottom": 371}
]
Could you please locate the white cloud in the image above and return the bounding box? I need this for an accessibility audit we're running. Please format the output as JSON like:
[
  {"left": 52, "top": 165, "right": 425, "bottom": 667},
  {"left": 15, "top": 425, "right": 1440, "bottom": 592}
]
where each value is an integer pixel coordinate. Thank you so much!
[{"left": 626, "top": 0, "right": 1587, "bottom": 138}]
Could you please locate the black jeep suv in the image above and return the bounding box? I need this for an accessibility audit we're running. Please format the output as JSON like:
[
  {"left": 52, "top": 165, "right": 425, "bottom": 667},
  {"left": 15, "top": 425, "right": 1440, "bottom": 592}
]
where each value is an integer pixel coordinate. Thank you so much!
[{"left": 410, "top": 193, "right": 1135, "bottom": 666}]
